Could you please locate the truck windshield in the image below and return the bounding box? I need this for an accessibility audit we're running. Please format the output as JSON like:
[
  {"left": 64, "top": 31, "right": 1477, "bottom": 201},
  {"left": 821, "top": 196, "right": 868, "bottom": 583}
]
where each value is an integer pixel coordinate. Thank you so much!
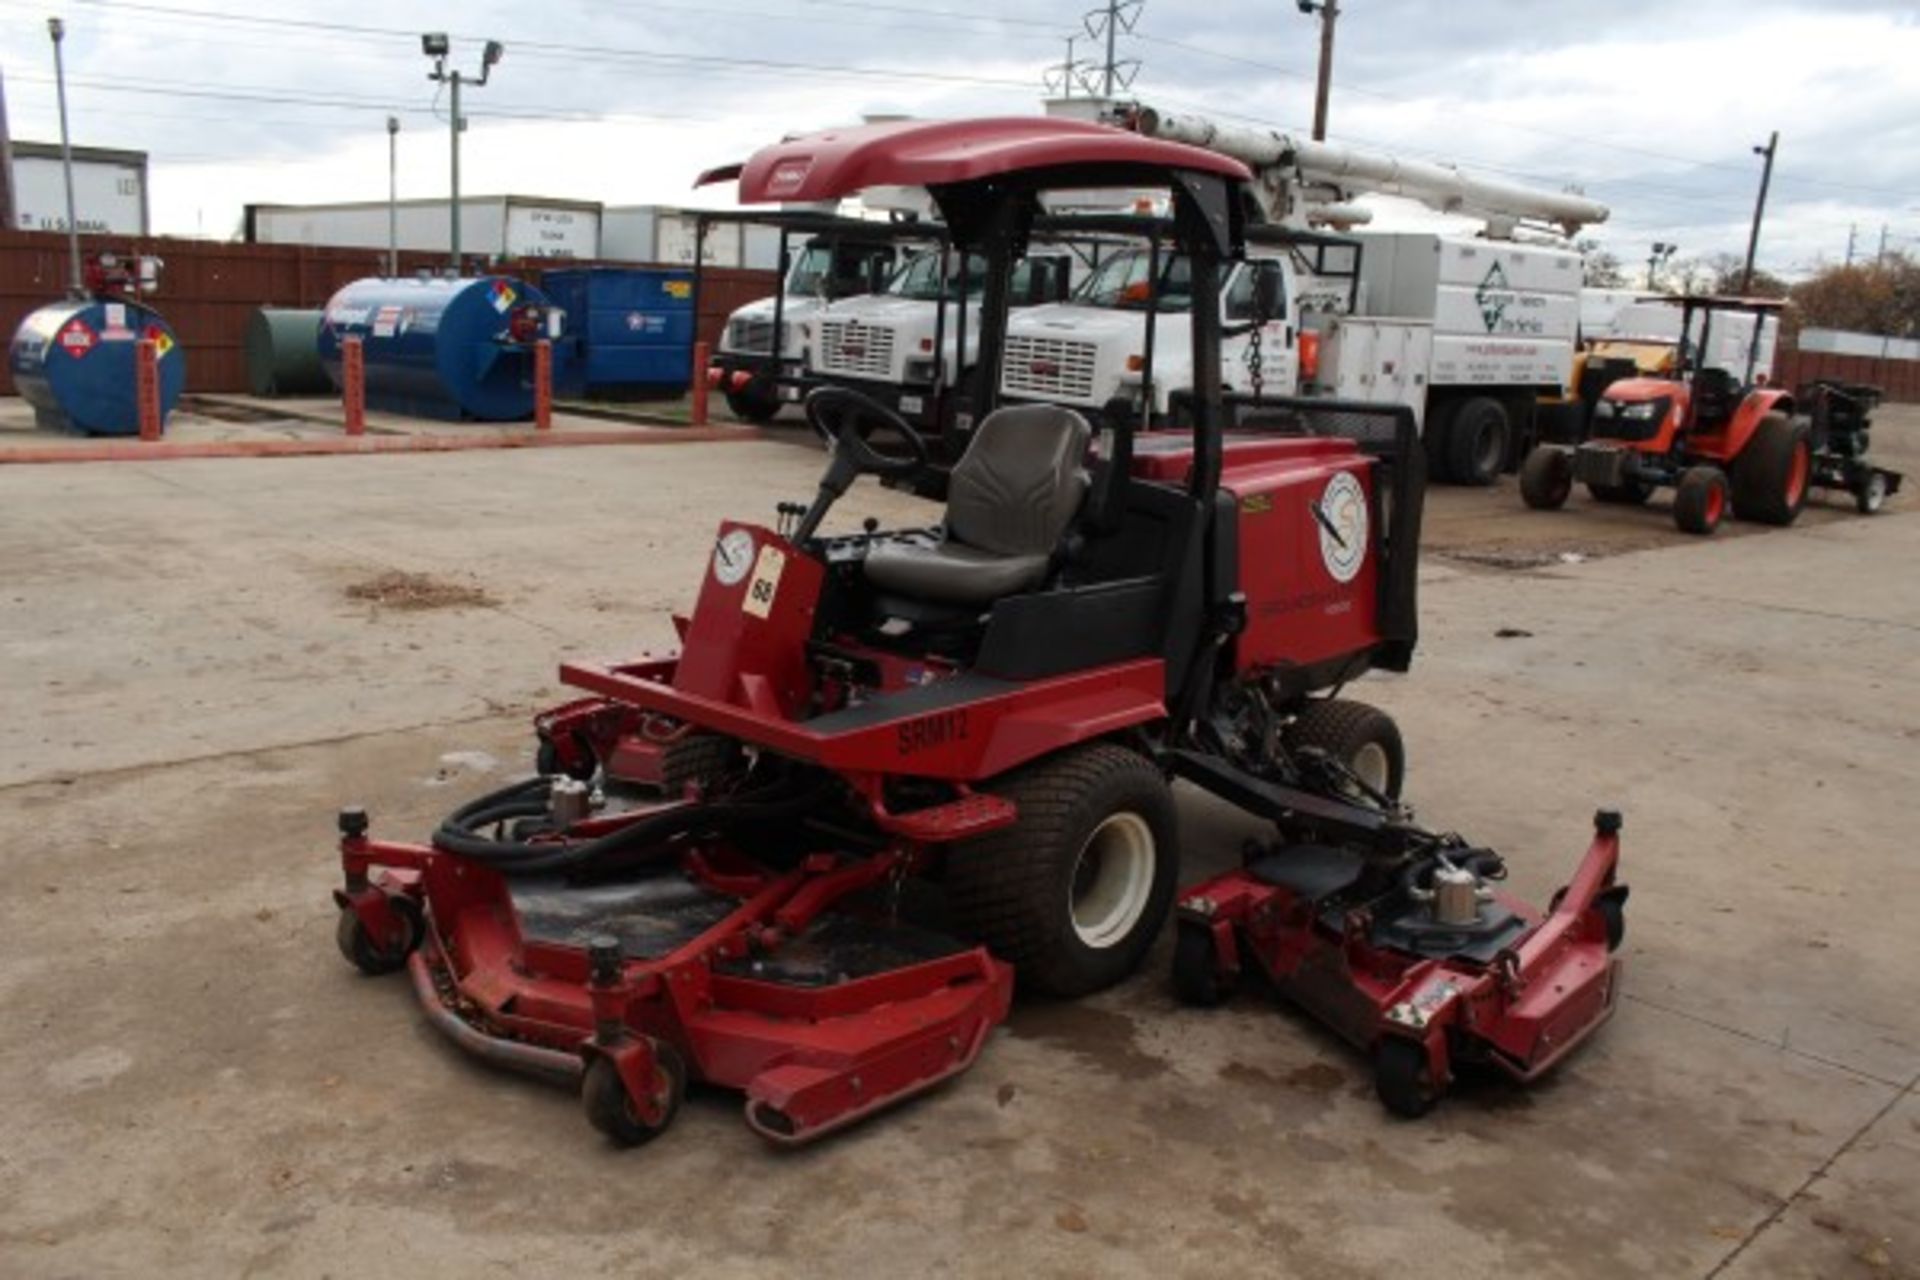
[
  {"left": 887, "top": 251, "right": 987, "bottom": 301},
  {"left": 787, "top": 243, "right": 894, "bottom": 299},
  {"left": 1074, "top": 250, "right": 1193, "bottom": 312}
]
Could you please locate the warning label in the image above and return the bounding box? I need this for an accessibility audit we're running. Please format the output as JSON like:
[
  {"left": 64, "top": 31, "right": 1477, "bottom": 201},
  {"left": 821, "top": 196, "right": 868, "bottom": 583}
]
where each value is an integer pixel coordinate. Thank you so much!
[
  {"left": 489, "top": 280, "right": 518, "bottom": 313},
  {"left": 57, "top": 318, "right": 98, "bottom": 358}
]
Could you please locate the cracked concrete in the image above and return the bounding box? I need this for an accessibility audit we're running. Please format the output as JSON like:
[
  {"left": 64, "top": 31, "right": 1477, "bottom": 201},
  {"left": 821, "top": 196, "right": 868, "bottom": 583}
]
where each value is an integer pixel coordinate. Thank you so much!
[{"left": 2, "top": 411, "right": 1916, "bottom": 1278}]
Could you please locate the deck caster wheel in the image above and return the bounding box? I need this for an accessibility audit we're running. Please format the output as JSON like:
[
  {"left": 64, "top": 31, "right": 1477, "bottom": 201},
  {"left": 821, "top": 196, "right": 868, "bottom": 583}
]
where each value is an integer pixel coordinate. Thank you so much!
[
  {"left": 1172, "top": 921, "right": 1235, "bottom": 1008},
  {"left": 334, "top": 896, "right": 422, "bottom": 976},
  {"left": 583, "top": 1043, "right": 686, "bottom": 1148},
  {"left": 1595, "top": 894, "right": 1626, "bottom": 952},
  {"left": 1857, "top": 472, "right": 1889, "bottom": 515},
  {"left": 1375, "top": 1037, "right": 1442, "bottom": 1119}
]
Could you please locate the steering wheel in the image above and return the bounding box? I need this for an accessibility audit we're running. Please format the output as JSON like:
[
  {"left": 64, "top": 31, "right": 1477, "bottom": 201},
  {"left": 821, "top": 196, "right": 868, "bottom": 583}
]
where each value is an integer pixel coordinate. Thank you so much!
[{"left": 803, "top": 386, "right": 931, "bottom": 479}]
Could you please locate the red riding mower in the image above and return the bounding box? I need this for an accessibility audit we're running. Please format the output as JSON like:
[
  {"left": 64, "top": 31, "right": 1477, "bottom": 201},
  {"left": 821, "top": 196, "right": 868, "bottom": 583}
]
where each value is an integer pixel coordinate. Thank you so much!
[
  {"left": 1521, "top": 296, "right": 1820, "bottom": 535},
  {"left": 332, "top": 117, "right": 1626, "bottom": 1148}
]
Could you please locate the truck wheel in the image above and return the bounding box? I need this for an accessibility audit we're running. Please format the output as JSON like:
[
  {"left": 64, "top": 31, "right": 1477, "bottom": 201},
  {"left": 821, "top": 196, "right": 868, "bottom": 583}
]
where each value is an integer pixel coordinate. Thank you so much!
[
  {"left": 1587, "top": 475, "right": 1654, "bottom": 505},
  {"left": 1672, "top": 466, "right": 1729, "bottom": 535},
  {"left": 948, "top": 743, "right": 1179, "bottom": 998},
  {"left": 1731, "top": 412, "right": 1811, "bottom": 526},
  {"left": 724, "top": 384, "right": 782, "bottom": 424},
  {"left": 1519, "top": 445, "right": 1573, "bottom": 510},
  {"left": 1445, "top": 396, "right": 1510, "bottom": 487},
  {"left": 1285, "top": 698, "right": 1405, "bottom": 800}
]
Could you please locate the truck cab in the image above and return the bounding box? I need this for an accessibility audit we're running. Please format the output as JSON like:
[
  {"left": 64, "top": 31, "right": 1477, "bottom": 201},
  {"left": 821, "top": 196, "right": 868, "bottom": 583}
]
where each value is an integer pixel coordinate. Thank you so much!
[
  {"left": 1002, "top": 246, "right": 1297, "bottom": 426},
  {"left": 713, "top": 235, "right": 902, "bottom": 422},
  {"left": 803, "top": 246, "right": 1074, "bottom": 431}
]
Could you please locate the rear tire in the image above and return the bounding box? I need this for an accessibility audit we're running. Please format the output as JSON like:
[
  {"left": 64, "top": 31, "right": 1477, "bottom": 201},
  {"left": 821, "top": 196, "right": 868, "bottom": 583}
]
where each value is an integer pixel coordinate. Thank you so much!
[
  {"left": 724, "top": 384, "right": 782, "bottom": 424},
  {"left": 1519, "top": 445, "right": 1573, "bottom": 510},
  {"left": 1445, "top": 396, "right": 1510, "bottom": 487},
  {"left": 1672, "top": 466, "right": 1729, "bottom": 535},
  {"left": 1731, "top": 412, "right": 1811, "bottom": 526},
  {"left": 948, "top": 744, "right": 1179, "bottom": 998},
  {"left": 1285, "top": 698, "right": 1406, "bottom": 800}
]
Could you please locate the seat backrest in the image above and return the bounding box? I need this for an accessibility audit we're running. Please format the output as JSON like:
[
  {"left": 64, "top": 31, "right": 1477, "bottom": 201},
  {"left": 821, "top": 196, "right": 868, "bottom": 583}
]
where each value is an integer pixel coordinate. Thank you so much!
[
  {"left": 1691, "top": 366, "right": 1734, "bottom": 422},
  {"left": 946, "top": 404, "right": 1092, "bottom": 557}
]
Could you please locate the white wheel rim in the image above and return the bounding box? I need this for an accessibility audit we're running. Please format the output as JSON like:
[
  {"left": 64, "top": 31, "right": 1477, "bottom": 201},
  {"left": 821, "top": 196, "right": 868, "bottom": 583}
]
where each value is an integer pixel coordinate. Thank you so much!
[
  {"left": 1069, "top": 812, "right": 1157, "bottom": 948},
  {"left": 1351, "top": 742, "right": 1390, "bottom": 793},
  {"left": 1866, "top": 475, "right": 1887, "bottom": 511}
]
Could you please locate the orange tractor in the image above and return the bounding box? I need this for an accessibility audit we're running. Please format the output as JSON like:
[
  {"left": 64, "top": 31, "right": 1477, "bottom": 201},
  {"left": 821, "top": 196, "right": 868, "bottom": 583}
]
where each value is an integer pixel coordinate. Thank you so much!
[{"left": 1520, "top": 296, "right": 1809, "bottom": 535}]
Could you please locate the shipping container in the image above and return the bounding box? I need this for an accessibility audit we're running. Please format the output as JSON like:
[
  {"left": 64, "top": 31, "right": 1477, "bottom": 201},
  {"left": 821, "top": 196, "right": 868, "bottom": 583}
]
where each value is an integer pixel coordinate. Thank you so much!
[
  {"left": 245, "top": 196, "right": 601, "bottom": 260},
  {"left": 7, "top": 142, "right": 149, "bottom": 235}
]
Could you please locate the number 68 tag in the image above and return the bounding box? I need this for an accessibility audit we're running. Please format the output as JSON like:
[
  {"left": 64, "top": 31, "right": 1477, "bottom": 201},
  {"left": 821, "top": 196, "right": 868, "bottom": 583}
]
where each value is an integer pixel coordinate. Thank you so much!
[{"left": 742, "top": 544, "right": 786, "bottom": 619}]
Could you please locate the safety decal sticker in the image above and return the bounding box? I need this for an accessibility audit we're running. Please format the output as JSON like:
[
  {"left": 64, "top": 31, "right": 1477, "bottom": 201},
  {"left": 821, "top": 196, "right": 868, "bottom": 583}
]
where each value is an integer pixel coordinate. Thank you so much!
[
  {"left": 143, "top": 324, "right": 175, "bottom": 359},
  {"left": 1312, "top": 471, "right": 1369, "bottom": 584},
  {"left": 712, "top": 528, "right": 755, "bottom": 587},
  {"left": 372, "top": 306, "right": 403, "bottom": 339},
  {"left": 57, "top": 318, "right": 98, "bottom": 358},
  {"left": 742, "top": 543, "right": 787, "bottom": 620},
  {"left": 664, "top": 280, "right": 692, "bottom": 299},
  {"left": 489, "top": 280, "right": 518, "bottom": 313}
]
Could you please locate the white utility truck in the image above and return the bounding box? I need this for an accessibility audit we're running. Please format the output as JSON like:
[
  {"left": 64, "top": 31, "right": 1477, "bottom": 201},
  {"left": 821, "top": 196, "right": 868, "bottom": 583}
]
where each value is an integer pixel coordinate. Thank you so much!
[
  {"left": 802, "top": 245, "right": 1077, "bottom": 433},
  {"left": 1000, "top": 105, "right": 1611, "bottom": 484}
]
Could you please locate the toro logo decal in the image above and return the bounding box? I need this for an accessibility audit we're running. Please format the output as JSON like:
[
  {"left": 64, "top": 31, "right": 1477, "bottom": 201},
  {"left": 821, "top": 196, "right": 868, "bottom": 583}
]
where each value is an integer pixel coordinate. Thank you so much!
[
  {"left": 57, "top": 318, "right": 98, "bottom": 358},
  {"left": 1312, "top": 471, "right": 1368, "bottom": 584},
  {"left": 765, "top": 158, "right": 815, "bottom": 198},
  {"left": 1475, "top": 262, "right": 1511, "bottom": 333},
  {"left": 897, "top": 709, "right": 968, "bottom": 758}
]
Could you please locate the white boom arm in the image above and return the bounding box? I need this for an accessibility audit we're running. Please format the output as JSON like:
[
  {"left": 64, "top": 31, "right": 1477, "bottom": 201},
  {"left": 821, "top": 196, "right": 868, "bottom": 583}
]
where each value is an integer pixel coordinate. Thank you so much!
[{"left": 1132, "top": 107, "right": 1608, "bottom": 238}]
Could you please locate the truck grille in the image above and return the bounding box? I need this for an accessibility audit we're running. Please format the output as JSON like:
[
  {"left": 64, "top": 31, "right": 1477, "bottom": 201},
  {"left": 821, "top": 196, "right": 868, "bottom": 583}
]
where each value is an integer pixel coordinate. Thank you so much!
[
  {"left": 725, "top": 317, "right": 784, "bottom": 354},
  {"left": 1002, "top": 334, "right": 1098, "bottom": 401},
  {"left": 815, "top": 319, "right": 895, "bottom": 379}
]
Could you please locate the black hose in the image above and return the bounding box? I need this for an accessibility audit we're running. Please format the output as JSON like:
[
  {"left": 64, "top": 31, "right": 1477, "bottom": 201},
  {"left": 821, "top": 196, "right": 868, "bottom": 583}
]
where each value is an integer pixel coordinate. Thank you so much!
[{"left": 429, "top": 773, "right": 827, "bottom": 878}]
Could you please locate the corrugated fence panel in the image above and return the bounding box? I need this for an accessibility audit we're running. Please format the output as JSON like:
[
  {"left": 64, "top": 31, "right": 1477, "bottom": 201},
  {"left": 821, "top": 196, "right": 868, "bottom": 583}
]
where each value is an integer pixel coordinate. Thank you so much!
[
  {"left": 1775, "top": 346, "right": 1920, "bottom": 404},
  {"left": 1, "top": 229, "right": 777, "bottom": 395}
]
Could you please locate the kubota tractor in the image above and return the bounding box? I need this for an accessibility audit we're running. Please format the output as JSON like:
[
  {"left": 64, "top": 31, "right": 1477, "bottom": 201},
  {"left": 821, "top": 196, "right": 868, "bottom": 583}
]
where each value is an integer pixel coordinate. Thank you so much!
[
  {"left": 1520, "top": 295, "right": 1808, "bottom": 535},
  {"left": 330, "top": 116, "right": 1626, "bottom": 1147}
]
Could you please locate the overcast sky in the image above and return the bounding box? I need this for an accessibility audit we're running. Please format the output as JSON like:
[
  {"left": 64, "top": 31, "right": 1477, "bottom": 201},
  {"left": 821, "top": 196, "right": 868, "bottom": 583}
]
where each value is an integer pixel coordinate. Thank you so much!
[{"left": 2, "top": 0, "right": 1915, "bottom": 277}]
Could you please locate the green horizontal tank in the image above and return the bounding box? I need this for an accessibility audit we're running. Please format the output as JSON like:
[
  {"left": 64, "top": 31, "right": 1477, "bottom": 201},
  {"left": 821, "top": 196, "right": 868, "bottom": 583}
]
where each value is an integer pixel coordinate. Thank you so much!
[{"left": 244, "top": 307, "right": 330, "bottom": 397}]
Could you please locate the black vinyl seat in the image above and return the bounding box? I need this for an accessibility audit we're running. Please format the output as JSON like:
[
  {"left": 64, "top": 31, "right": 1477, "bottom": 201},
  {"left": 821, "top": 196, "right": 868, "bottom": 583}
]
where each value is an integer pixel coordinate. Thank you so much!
[{"left": 864, "top": 404, "right": 1091, "bottom": 607}]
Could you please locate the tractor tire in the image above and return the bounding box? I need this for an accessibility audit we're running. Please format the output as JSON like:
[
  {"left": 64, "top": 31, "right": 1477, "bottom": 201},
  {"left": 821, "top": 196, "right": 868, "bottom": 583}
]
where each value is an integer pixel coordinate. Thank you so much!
[
  {"left": 1587, "top": 475, "right": 1654, "bottom": 505},
  {"left": 948, "top": 743, "right": 1179, "bottom": 998},
  {"left": 1519, "top": 445, "right": 1574, "bottom": 510},
  {"left": 724, "top": 384, "right": 782, "bottom": 424},
  {"left": 1672, "top": 466, "right": 1729, "bottom": 535},
  {"left": 582, "top": 1043, "right": 686, "bottom": 1148},
  {"left": 1375, "top": 1037, "right": 1441, "bottom": 1119},
  {"left": 1444, "top": 396, "right": 1511, "bottom": 487},
  {"left": 1171, "top": 920, "right": 1235, "bottom": 1008},
  {"left": 1730, "top": 412, "right": 1812, "bottom": 526},
  {"left": 1285, "top": 698, "right": 1406, "bottom": 801}
]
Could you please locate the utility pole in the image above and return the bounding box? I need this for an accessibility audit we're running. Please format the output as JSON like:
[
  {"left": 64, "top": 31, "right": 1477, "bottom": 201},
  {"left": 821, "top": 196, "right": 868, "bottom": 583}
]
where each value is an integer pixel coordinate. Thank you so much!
[
  {"left": 48, "top": 18, "right": 83, "bottom": 296},
  {"left": 1739, "top": 130, "right": 1776, "bottom": 294},
  {"left": 422, "top": 34, "right": 503, "bottom": 275},
  {"left": 1298, "top": 0, "right": 1341, "bottom": 142},
  {"left": 1646, "top": 241, "right": 1675, "bottom": 291},
  {"left": 1081, "top": 1, "right": 1141, "bottom": 102},
  {"left": 1877, "top": 223, "right": 1888, "bottom": 266},
  {"left": 1846, "top": 223, "right": 1856, "bottom": 267},
  {"left": 0, "top": 66, "right": 16, "bottom": 231},
  {"left": 386, "top": 115, "right": 400, "bottom": 276}
]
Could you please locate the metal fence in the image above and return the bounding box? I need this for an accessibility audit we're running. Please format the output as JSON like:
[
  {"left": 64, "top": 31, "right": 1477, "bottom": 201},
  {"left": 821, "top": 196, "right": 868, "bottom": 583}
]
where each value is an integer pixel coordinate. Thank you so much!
[{"left": 0, "top": 229, "right": 776, "bottom": 396}]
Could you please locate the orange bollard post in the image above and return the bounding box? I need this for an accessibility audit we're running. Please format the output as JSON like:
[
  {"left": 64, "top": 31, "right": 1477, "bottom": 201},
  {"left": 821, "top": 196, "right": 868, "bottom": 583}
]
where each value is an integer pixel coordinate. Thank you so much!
[
  {"left": 534, "top": 338, "right": 553, "bottom": 432},
  {"left": 343, "top": 336, "right": 366, "bottom": 436},
  {"left": 136, "top": 339, "right": 162, "bottom": 441},
  {"left": 690, "top": 340, "right": 710, "bottom": 426}
]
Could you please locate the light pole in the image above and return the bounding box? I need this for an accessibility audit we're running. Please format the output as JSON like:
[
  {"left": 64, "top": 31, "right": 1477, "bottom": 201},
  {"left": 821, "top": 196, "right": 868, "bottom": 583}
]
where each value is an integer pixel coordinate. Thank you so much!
[
  {"left": 47, "top": 17, "right": 83, "bottom": 296},
  {"left": 422, "top": 33, "right": 503, "bottom": 275},
  {"left": 1296, "top": 0, "right": 1340, "bottom": 143},
  {"left": 386, "top": 115, "right": 400, "bottom": 277},
  {"left": 1647, "top": 242, "right": 1676, "bottom": 291},
  {"left": 1740, "top": 131, "right": 1777, "bottom": 294}
]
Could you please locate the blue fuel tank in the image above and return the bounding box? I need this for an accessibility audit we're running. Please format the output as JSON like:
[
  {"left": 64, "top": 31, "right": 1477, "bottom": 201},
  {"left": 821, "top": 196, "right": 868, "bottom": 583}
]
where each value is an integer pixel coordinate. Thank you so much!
[
  {"left": 543, "top": 267, "right": 694, "bottom": 399},
  {"left": 317, "top": 276, "right": 569, "bottom": 422},
  {"left": 8, "top": 298, "right": 186, "bottom": 436}
]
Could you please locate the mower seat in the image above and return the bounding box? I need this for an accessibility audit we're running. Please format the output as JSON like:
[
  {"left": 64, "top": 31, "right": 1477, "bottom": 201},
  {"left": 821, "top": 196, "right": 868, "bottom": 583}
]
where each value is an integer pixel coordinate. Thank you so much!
[{"left": 863, "top": 404, "right": 1091, "bottom": 607}]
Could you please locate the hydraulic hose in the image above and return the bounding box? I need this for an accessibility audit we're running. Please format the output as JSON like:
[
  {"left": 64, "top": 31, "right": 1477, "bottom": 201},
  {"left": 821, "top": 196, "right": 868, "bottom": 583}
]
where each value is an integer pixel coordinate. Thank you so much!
[{"left": 430, "top": 773, "right": 826, "bottom": 878}]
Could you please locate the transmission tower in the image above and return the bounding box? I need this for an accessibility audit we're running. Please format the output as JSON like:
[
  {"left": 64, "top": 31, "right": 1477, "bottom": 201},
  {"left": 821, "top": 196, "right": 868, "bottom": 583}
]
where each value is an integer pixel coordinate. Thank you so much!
[{"left": 1082, "top": 0, "right": 1143, "bottom": 99}]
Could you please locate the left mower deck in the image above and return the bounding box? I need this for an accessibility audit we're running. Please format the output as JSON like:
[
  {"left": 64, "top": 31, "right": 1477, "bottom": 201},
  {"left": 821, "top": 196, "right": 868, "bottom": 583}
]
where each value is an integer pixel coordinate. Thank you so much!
[{"left": 335, "top": 811, "right": 1012, "bottom": 1148}]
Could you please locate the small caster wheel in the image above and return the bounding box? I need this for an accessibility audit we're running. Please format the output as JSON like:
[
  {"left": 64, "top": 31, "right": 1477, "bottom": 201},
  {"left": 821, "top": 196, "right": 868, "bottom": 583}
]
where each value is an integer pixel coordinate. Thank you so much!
[
  {"left": 334, "top": 896, "right": 422, "bottom": 976},
  {"left": 1171, "top": 921, "right": 1235, "bottom": 1008},
  {"left": 1856, "top": 472, "right": 1888, "bottom": 515},
  {"left": 1595, "top": 894, "right": 1626, "bottom": 952},
  {"left": 583, "top": 1042, "right": 686, "bottom": 1148},
  {"left": 1375, "top": 1037, "right": 1442, "bottom": 1119}
]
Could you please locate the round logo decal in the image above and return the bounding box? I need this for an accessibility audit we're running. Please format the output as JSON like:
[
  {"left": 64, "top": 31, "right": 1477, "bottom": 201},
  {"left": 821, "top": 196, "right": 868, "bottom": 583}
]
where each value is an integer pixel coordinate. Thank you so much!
[
  {"left": 1313, "top": 471, "right": 1369, "bottom": 584},
  {"left": 712, "top": 528, "right": 756, "bottom": 587}
]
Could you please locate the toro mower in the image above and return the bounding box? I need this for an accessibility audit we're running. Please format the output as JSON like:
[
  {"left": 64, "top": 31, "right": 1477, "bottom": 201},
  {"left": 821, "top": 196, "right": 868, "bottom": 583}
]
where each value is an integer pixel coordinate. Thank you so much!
[
  {"left": 331, "top": 116, "right": 1626, "bottom": 1148},
  {"left": 1521, "top": 295, "right": 1844, "bottom": 534}
]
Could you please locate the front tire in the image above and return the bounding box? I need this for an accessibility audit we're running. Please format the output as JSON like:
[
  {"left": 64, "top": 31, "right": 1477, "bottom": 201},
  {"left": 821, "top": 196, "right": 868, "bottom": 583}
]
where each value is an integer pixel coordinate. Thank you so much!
[
  {"left": 1672, "top": 466, "right": 1729, "bottom": 535},
  {"left": 1731, "top": 412, "right": 1811, "bottom": 526},
  {"left": 948, "top": 744, "right": 1179, "bottom": 998},
  {"left": 1520, "top": 445, "right": 1573, "bottom": 510}
]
